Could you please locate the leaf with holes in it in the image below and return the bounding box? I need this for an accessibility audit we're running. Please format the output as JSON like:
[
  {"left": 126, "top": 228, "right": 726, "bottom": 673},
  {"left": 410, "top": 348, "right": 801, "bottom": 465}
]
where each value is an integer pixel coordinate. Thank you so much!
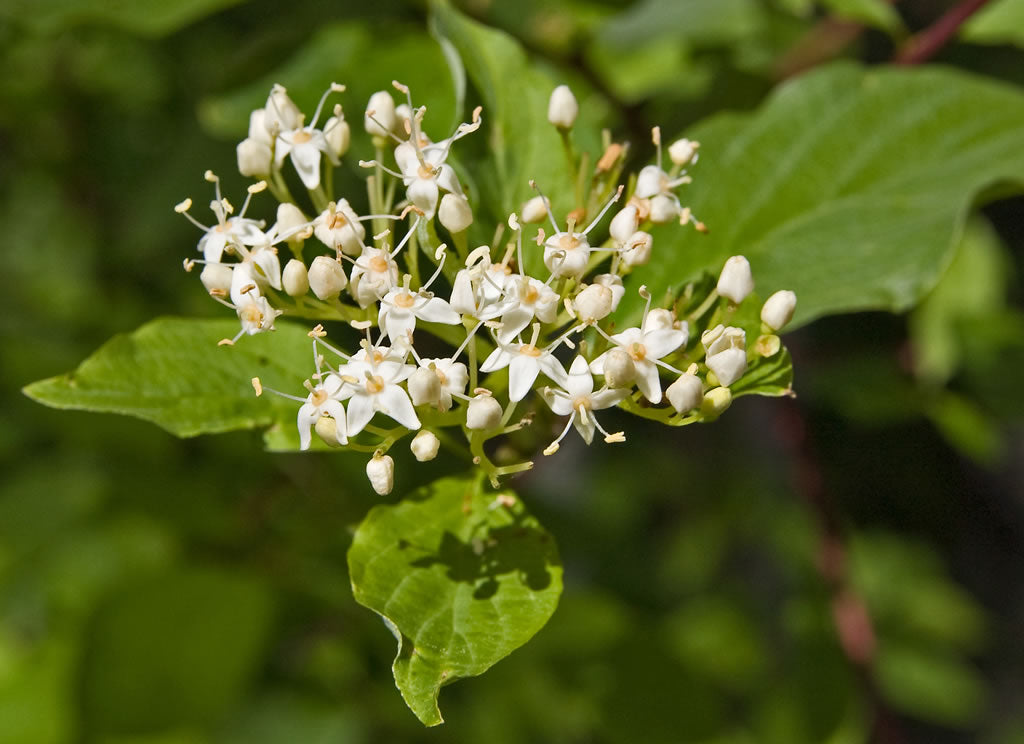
[
  {"left": 622, "top": 63, "right": 1024, "bottom": 329},
  {"left": 22, "top": 317, "right": 312, "bottom": 439},
  {"left": 348, "top": 475, "right": 562, "bottom": 726}
]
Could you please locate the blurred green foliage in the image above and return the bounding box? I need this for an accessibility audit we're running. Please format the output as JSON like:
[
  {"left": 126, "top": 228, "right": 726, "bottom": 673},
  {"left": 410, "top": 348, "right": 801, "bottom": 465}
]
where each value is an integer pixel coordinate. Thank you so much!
[{"left": 4, "top": 0, "right": 1024, "bottom": 742}]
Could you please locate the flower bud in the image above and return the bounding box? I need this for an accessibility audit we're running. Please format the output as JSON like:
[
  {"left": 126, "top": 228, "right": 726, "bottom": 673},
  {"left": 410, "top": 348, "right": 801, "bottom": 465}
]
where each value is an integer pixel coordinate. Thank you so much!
[
  {"left": 609, "top": 205, "right": 639, "bottom": 244},
  {"left": 701, "top": 387, "right": 733, "bottom": 418},
  {"left": 315, "top": 415, "right": 345, "bottom": 447},
  {"left": 466, "top": 393, "right": 502, "bottom": 430},
  {"left": 645, "top": 308, "right": 675, "bottom": 331},
  {"left": 324, "top": 114, "right": 351, "bottom": 159},
  {"left": 666, "top": 373, "right": 703, "bottom": 414},
  {"left": 603, "top": 348, "right": 636, "bottom": 388},
  {"left": 620, "top": 230, "right": 653, "bottom": 267},
  {"left": 547, "top": 85, "right": 578, "bottom": 130},
  {"left": 366, "top": 452, "right": 395, "bottom": 495},
  {"left": 236, "top": 138, "right": 272, "bottom": 178},
  {"left": 410, "top": 430, "right": 440, "bottom": 462},
  {"left": 439, "top": 193, "right": 473, "bottom": 233},
  {"left": 717, "top": 255, "right": 754, "bottom": 304},
  {"left": 264, "top": 84, "right": 302, "bottom": 137},
  {"left": 521, "top": 196, "right": 548, "bottom": 224},
  {"left": 703, "top": 324, "right": 747, "bottom": 387},
  {"left": 573, "top": 283, "right": 613, "bottom": 323},
  {"left": 308, "top": 255, "right": 347, "bottom": 300},
  {"left": 247, "top": 108, "right": 273, "bottom": 146},
  {"left": 365, "top": 91, "right": 396, "bottom": 138},
  {"left": 200, "top": 263, "right": 233, "bottom": 294},
  {"left": 408, "top": 367, "right": 441, "bottom": 407},
  {"left": 275, "top": 203, "right": 309, "bottom": 241},
  {"left": 668, "top": 138, "right": 699, "bottom": 167},
  {"left": 282, "top": 258, "right": 309, "bottom": 297},
  {"left": 649, "top": 194, "right": 680, "bottom": 224},
  {"left": 593, "top": 274, "right": 625, "bottom": 311},
  {"left": 761, "top": 290, "right": 797, "bottom": 331}
]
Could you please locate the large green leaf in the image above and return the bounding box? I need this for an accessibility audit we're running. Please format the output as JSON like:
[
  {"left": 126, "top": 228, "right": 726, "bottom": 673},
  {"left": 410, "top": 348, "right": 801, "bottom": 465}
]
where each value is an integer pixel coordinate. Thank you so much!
[
  {"left": 348, "top": 475, "right": 562, "bottom": 726},
  {"left": 0, "top": 0, "right": 242, "bottom": 37},
  {"left": 23, "top": 317, "right": 312, "bottom": 438},
  {"left": 625, "top": 63, "right": 1024, "bottom": 328},
  {"left": 962, "top": 0, "right": 1024, "bottom": 48}
]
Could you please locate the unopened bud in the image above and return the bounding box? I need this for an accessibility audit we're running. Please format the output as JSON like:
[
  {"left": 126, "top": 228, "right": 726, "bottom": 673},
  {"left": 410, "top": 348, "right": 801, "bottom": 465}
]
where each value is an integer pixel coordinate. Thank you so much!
[
  {"left": 649, "top": 194, "right": 680, "bottom": 224},
  {"left": 521, "top": 196, "right": 548, "bottom": 224},
  {"left": 410, "top": 430, "right": 441, "bottom": 462},
  {"left": 247, "top": 108, "right": 272, "bottom": 146},
  {"left": 200, "top": 263, "right": 233, "bottom": 294},
  {"left": 573, "top": 283, "right": 613, "bottom": 323},
  {"left": 236, "top": 138, "right": 272, "bottom": 178},
  {"left": 366, "top": 452, "right": 395, "bottom": 495},
  {"left": 547, "top": 85, "right": 578, "bottom": 130},
  {"left": 466, "top": 393, "right": 502, "bottom": 430},
  {"left": 620, "top": 230, "right": 653, "bottom": 267},
  {"left": 603, "top": 348, "right": 636, "bottom": 388},
  {"left": 668, "top": 138, "right": 699, "bottom": 167},
  {"left": 308, "top": 255, "right": 348, "bottom": 300},
  {"left": 276, "top": 203, "right": 309, "bottom": 241},
  {"left": 717, "top": 255, "right": 754, "bottom": 304},
  {"left": 408, "top": 367, "right": 441, "bottom": 407},
  {"left": 761, "top": 290, "right": 797, "bottom": 331},
  {"left": 593, "top": 274, "right": 625, "bottom": 311},
  {"left": 438, "top": 193, "right": 473, "bottom": 233},
  {"left": 666, "top": 373, "right": 703, "bottom": 414},
  {"left": 609, "top": 205, "right": 639, "bottom": 244},
  {"left": 264, "top": 84, "right": 302, "bottom": 136},
  {"left": 701, "top": 387, "right": 733, "bottom": 418},
  {"left": 645, "top": 308, "right": 675, "bottom": 331},
  {"left": 315, "top": 415, "right": 345, "bottom": 447},
  {"left": 365, "top": 91, "right": 396, "bottom": 138},
  {"left": 324, "top": 115, "right": 351, "bottom": 159},
  {"left": 282, "top": 258, "right": 309, "bottom": 297}
]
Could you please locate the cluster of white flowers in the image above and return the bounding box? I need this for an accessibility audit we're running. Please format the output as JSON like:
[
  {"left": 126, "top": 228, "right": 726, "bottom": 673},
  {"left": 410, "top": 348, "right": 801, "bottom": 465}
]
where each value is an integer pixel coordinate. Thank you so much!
[{"left": 177, "top": 81, "right": 796, "bottom": 495}]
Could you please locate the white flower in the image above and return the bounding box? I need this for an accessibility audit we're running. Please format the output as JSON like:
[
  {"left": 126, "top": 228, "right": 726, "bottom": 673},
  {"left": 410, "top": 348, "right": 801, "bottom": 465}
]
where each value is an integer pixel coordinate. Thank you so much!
[
  {"left": 350, "top": 246, "right": 399, "bottom": 308},
  {"left": 313, "top": 200, "right": 366, "bottom": 256},
  {"left": 702, "top": 325, "right": 747, "bottom": 387},
  {"left": 275, "top": 83, "right": 345, "bottom": 190},
  {"left": 547, "top": 85, "right": 578, "bottom": 130},
  {"left": 236, "top": 294, "right": 281, "bottom": 337},
  {"left": 378, "top": 277, "right": 461, "bottom": 343},
  {"left": 411, "top": 358, "right": 467, "bottom": 412},
  {"left": 308, "top": 255, "right": 348, "bottom": 300},
  {"left": 761, "top": 290, "right": 797, "bottom": 331},
  {"left": 619, "top": 230, "right": 652, "bottom": 267},
  {"left": 177, "top": 177, "right": 268, "bottom": 264},
  {"left": 334, "top": 356, "right": 419, "bottom": 437},
  {"left": 449, "top": 249, "right": 511, "bottom": 320},
  {"left": 263, "top": 84, "right": 302, "bottom": 138},
  {"left": 496, "top": 275, "right": 558, "bottom": 342},
  {"left": 479, "top": 329, "right": 568, "bottom": 402},
  {"left": 297, "top": 373, "right": 348, "bottom": 450},
  {"left": 541, "top": 186, "right": 622, "bottom": 279},
  {"left": 542, "top": 356, "right": 629, "bottom": 449},
  {"left": 717, "top": 255, "right": 754, "bottom": 304}
]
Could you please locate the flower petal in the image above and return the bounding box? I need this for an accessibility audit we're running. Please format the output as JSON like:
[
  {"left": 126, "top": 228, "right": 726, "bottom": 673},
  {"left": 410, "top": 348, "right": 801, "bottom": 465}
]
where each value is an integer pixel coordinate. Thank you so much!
[
  {"left": 378, "top": 385, "right": 421, "bottom": 430},
  {"left": 643, "top": 328, "right": 687, "bottom": 359},
  {"left": 480, "top": 346, "right": 514, "bottom": 373},
  {"left": 323, "top": 399, "right": 349, "bottom": 444},
  {"left": 634, "top": 360, "right": 663, "bottom": 404},
  {"left": 290, "top": 142, "right": 322, "bottom": 190},
  {"left": 408, "top": 178, "right": 439, "bottom": 217},
  {"left": 346, "top": 393, "right": 375, "bottom": 437},
  {"left": 414, "top": 296, "right": 461, "bottom": 325},
  {"left": 508, "top": 354, "right": 540, "bottom": 402}
]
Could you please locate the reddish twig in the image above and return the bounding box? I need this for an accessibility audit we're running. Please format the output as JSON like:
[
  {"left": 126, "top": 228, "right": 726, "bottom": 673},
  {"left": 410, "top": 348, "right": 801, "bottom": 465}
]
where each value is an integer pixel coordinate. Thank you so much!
[{"left": 893, "top": 0, "right": 992, "bottom": 64}]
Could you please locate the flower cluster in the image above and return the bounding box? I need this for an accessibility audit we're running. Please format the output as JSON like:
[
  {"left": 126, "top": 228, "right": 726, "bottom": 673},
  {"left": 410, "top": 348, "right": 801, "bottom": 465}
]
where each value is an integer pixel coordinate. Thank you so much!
[{"left": 177, "top": 81, "right": 796, "bottom": 494}]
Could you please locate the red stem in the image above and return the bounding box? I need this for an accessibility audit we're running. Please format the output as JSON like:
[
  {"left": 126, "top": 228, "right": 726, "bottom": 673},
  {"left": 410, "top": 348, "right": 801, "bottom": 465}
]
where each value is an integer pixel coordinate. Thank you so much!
[{"left": 893, "top": 0, "right": 992, "bottom": 64}]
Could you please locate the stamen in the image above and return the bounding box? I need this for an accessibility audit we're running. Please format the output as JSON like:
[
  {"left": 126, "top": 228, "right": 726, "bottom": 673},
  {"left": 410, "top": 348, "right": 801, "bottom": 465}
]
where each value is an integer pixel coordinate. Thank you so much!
[
  {"left": 529, "top": 180, "right": 561, "bottom": 234},
  {"left": 358, "top": 159, "right": 405, "bottom": 179},
  {"left": 544, "top": 412, "right": 577, "bottom": 455},
  {"left": 581, "top": 184, "right": 624, "bottom": 235},
  {"left": 309, "top": 83, "right": 344, "bottom": 129}
]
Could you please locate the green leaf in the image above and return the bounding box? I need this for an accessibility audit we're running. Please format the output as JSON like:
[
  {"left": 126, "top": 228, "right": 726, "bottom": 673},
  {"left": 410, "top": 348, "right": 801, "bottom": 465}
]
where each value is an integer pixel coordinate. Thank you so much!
[
  {"left": 1, "top": 0, "right": 242, "bottom": 37},
  {"left": 820, "top": 0, "right": 904, "bottom": 33},
  {"left": 625, "top": 63, "right": 1024, "bottom": 328},
  {"left": 962, "top": 0, "right": 1024, "bottom": 48},
  {"left": 81, "top": 567, "right": 274, "bottom": 734},
  {"left": 876, "top": 643, "right": 987, "bottom": 727},
  {"left": 23, "top": 317, "right": 312, "bottom": 439},
  {"left": 348, "top": 475, "right": 562, "bottom": 726}
]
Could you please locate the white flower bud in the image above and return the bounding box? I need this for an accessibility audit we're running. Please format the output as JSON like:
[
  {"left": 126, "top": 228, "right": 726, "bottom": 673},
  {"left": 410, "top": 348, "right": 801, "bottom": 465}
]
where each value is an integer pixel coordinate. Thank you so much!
[
  {"left": 282, "top": 258, "right": 309, "bottom": 297},
  {"left": 366, "top": 453, "right": 395, "bottom": 496},
  {"left": 466, "top": 393, "right": 502, "bottom": 430},
  {"left": 200, "top": 263, "right": 233, "bottom": 294},
  {"left": 668, "top": 138, "right": 699, "bottom": 167},
  {"left": 620, "top": 230, "right": 653, "bottom": 267},
  {"left": 603, "top": 348, "right": 636, "bottom": 388},
  {"left": 594, "top": 274, "right": 625, "bottom": 311},
  {"left": 609, "top": 205, "right": 639, "bottom": 245},
  {"left": 315, "top": 415, "right": 345, "bottom": 447},
  {"left": 761, "top": 290, "right": 797, "bottom": 331},
  {"left": 264, "top": 84, "right": 302, "bottom": 137},
  {"left": 438, "top": 194, "right": 473, "bottom": 233},
  {"left": 408, "top": 367, "right": 441, "bottom": 407},
  {"left": 573, "top": 283, "right": 613, "bottom": 323},
  {"left": 703, "top": 324, "right": 747, "bottom": 387},
  {"left": 547, "top": 85, "right": 578, "bottom": 130},
  {"left": 410, "top": 430, "right": 440, "bottom": 462},
  {"left": 666, "top": 373, "right": 703, "bottom": 414},
  {"left": 365, "top": 91, "right": 396, "bottom": 137},
  {"left": 645, "top": 308, "right": 675, "bottom": 331},
  {"left": 236, "top": 138, "right": 272, "bottom": 178},
  {"left": 649, "top": 194, "right": 680, "bottom": 224},
  {"left": 521, "top": 196, "right": 548, "bottom": 224},
  {"left": 247, "top": 108, "right": 273, "bottom": 146},
  {"left": 717, "top": 255, "right": 754, "bottom": 304},
  {"left": 275, "top": 203, "right": 309, "bottom": 240},
  {"left": 324, "top": 115, "right": 351, "bottom": 159},
  {"left": 308, "top": 255, "right": 347, "bottom": 300}
]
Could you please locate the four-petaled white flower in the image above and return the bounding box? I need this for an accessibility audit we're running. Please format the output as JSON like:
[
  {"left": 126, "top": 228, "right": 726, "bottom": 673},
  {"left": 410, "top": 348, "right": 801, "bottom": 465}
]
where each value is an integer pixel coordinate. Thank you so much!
[
  {"left": 350, "top": 246, "right": 400, "bottom": 308},
  {"left": 274, "top": 83, "right": 346, "bottom": 190},
  {"left": 542, "top": 356, "right": 629, "bottom": 448},
  {"left": 335, "top": 357, "right": 420, "bottom": 437},
  {"left": 480, "top": 326, "right": 568, "bottom": 402},
  {"left": 378, "top": 278, "right": 461, "bottom": 342},
  {"left": 496, "top": 275, "right": 559, "bottom": 343},
  {"left": 417, "top": 357, "right": 469, "bottom": 412},
  {"left": 590, "top": 312, "right": 688, "bottom": 404},
  {"left": 297, "top": 373, "right": 348, "bottom": 450},
  {"left": 313, "top": 199, "right": 366, "bottom": 256}
]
